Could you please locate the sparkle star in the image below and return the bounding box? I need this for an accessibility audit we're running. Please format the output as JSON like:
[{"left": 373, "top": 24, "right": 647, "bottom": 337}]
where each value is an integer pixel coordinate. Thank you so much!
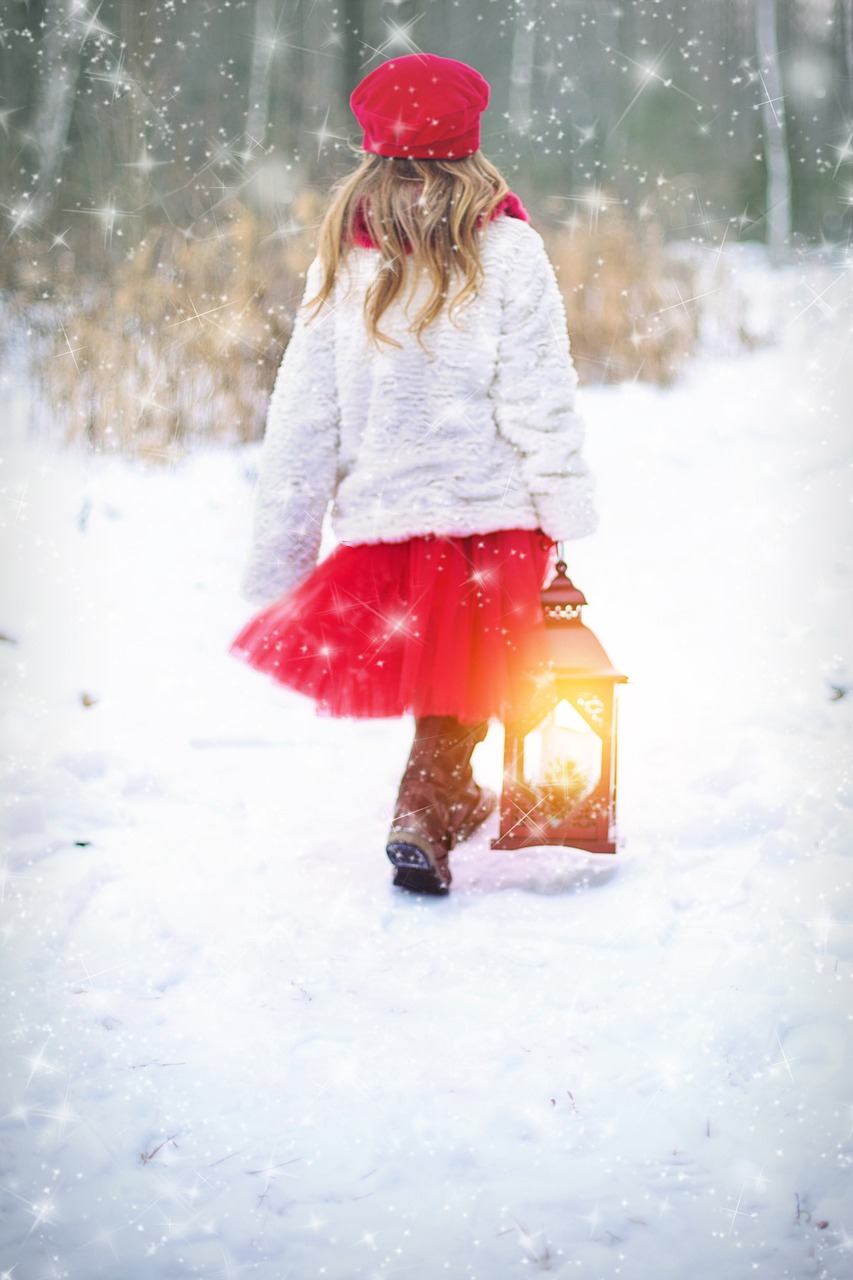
[
  {"left": 165, "top": 293, "right": 235, "bottom": 331},
  {"left": 770, "top": 1032, "right": 799, "bottom": 1084},
  {"left": 723, "top": 1183, "right": 752, "bottom": 1235},
  {"left": 557, "top": 184, "right": 622, "bottom": 234},
  {"left": 51, "top": 324, "right": 86, "bottom": 373},
  {"left": 66, "top": 195, "right": 139, "bottom": 248},
  {"left": 120, "top": 147, "right": 170, "bottom": 177},
  {"left": 307, "top": 105, "right": 348, "bottom": 161},
  {"left": 830, "top": 127, "right": 853, "bottom": 177},
  {"left": 36, "top": 1078, "right": 79, "bottom": 1142},
  {"left": 23, "top": 1034, "right": 60, "bottom": 1087}
]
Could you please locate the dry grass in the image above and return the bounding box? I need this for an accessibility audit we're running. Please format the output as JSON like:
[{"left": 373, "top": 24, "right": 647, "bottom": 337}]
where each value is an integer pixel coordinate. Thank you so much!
[
  {"left": 543, "top": 203, "right": 698, "bottom": 385},
  {"left": 5, "top": 187, "right": 730, "bottom": 458},
  {"left": 10, "top": 191, "right": 324, "bottom": 461}
]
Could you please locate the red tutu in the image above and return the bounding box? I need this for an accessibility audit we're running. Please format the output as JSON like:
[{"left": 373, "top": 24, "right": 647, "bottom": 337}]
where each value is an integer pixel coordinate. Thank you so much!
[{"left": 229, "top": 529, "right": 553, "bottom": 722}]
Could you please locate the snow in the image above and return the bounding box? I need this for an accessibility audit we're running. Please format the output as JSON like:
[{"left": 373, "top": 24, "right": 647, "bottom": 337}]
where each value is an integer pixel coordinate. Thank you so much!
[{"left": 1, "top": 254, "right": 852, "bottom": 1278}]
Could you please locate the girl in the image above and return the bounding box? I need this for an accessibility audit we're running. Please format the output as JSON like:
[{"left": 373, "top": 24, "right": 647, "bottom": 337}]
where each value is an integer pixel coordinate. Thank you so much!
[{"left": 229, "top": 53, "right": 598, "bottom": 896}]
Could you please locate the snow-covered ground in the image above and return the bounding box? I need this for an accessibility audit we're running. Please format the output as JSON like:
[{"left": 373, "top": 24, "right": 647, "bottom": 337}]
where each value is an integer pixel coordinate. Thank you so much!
[{"left": 1, "top": 254, "right": 852, "bottom": 1279}]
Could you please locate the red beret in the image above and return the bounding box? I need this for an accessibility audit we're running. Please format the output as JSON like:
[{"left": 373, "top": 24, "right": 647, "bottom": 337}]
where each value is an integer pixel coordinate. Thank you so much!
[{"left": 350, "top": 54, "right": 490, "bottom": 159}]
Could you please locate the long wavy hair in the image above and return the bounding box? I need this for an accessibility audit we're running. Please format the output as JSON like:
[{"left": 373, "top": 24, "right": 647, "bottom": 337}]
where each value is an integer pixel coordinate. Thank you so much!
[{"left": 303, "top": 150, "right": 510, "bottom": 352}]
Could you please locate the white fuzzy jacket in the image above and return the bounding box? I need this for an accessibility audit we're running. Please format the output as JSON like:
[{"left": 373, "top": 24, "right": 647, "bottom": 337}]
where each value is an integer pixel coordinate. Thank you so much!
[{"left": 240, "top": 215, "right": 597, "bottom": 605}]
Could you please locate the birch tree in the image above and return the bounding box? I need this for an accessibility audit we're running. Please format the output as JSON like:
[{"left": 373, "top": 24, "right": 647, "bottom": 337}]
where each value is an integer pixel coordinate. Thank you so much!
[
  {"left": 24, "top": 0, "right": 89, "bottom": 226},
  {"left": 833, "top": 0, "right": 853, "bottom": 119},
  {"left": 247, "top": 0, "right": 280, "bottom": 148},
  {"left": 755, "top": 0, "right": 792, "bottom": 262},
  {"left": 508, "top": 0, "right": 537, "bottom": 183}
]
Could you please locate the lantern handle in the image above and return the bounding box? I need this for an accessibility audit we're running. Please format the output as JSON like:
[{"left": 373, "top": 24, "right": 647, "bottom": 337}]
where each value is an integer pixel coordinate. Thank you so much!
[{"left": 555, "top": 540, "right": 567, "bottom": 573}]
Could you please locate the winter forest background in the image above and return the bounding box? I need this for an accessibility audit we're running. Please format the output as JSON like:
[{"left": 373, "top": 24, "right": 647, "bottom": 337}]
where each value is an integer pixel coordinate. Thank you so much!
[
  {"left": 1, "top": 0, "right": 851, "bottom": 453},
  {"left": 2, "top": 3, "right": 853, "bottom": 1279}
]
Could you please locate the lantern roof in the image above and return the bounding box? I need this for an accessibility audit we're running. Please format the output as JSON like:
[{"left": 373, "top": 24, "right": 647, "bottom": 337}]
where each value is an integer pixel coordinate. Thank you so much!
[
  {"left": 541, "top": 561, "right": 627, "bottom": 682},
  {"left": 545, "top": 618, "right": 627, "bottom": 681},
  {"left": 541, "top": 559, "right": 587, "bottom": 615}
]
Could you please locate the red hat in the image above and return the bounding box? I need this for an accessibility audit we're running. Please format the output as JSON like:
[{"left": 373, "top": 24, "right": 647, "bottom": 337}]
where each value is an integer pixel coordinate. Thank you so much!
[{"left": 350, "top": 54, "right": 490, "bottom": 159}]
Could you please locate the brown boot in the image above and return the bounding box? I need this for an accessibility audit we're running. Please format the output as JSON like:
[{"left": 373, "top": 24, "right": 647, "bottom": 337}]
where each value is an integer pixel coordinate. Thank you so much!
[
  {"left": 386, "top": 717, "right": 492, "bottom": 895},
  {"left": 444, "top": 720, "right": 497, "bottom": 847},
  {"left": 448, "top": 778, "right": 498, "bottom": 846}
]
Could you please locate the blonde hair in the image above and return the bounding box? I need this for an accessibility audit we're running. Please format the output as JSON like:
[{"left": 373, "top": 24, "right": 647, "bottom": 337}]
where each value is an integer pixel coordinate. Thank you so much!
[{"left": 304, "top": 150, "right": 510, "bottom": 352}]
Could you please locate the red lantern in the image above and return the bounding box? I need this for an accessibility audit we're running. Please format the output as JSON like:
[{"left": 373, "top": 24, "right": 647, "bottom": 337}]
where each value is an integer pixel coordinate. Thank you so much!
[{"left": 492, "top": 550, "right": 627, "bottom": 855}]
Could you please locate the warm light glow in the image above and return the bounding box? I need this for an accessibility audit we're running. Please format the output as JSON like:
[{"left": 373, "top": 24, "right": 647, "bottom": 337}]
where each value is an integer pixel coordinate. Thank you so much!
[{"left": 523, "top": 698, "right": 602, "bottom": 805}]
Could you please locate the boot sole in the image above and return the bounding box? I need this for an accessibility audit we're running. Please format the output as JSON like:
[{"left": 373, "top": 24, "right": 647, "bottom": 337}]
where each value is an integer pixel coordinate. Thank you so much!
[{"left": 386, "top": 831, "right": 450, "bottom": 896}]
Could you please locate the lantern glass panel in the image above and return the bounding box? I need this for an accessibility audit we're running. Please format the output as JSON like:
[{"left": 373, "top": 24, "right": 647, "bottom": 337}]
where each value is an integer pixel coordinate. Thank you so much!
[{"left": 522, "top": 698, "right": 602, "bottom": 814}]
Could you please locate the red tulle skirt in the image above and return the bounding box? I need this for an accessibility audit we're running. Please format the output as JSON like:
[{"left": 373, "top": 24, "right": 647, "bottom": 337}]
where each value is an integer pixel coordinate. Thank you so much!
[{"left": 229, "top": 529, "right": 554, "bottom": 722}]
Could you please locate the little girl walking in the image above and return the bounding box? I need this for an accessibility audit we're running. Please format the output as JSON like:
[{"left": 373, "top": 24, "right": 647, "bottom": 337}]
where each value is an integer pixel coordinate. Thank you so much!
[{"left": 229, "top": 53, "right": 598, "bottom": 895}]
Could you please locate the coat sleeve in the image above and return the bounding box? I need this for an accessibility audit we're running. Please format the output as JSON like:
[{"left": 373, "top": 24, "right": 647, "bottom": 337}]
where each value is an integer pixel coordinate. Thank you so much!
[
  {"left": 239, "top": 256, "right": 340, "bottom": 605},
  {"left": 489, "top": 226, "right": 598, "bottom": 543}
]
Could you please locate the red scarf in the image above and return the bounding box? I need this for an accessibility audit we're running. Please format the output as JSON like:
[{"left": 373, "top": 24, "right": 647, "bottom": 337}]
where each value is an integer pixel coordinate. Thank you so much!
[{"left": 349, "top": 189, "right": 529, "bottom": 250}]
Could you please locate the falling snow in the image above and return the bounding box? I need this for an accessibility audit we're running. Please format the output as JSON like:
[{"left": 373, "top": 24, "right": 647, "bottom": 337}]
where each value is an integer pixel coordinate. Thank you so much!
[
  {"left": 1, "top": 251, "right": 851, "bottom": 1278},
  {"left": 1, "top": 1, "right": 852, "bottom": 1275}
]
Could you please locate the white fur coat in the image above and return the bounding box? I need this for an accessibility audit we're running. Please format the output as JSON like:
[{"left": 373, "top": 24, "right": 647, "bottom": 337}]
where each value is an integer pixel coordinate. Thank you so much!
[{"left": 240, "top": 215, "right": 598, "bottom": 605}]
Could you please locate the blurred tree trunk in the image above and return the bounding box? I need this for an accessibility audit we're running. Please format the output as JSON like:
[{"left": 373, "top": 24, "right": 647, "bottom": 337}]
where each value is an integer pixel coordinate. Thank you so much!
[
  {"left": 340, "top": 0, "right": 369, "bottom": 155},
  {"left": 756, "top": 0, "right": 792, "bottom": 262},
  {"left": 267, "top": 1, "right": 303, "bottom": 163},
  {"left": 247, "top": 0, "right": 278, "bottom": 146},
  {"left": 25, "top": 0, "right": 85, "bottom": 226},
  {"left": 509, "top": 0, "right": 537, "bottom": 185},
  {"left": 834, "top": 0, "right": 853, "bottom": 118},
  {"left": 342, "top": 0, "right": 366, "bottom": 97}
]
